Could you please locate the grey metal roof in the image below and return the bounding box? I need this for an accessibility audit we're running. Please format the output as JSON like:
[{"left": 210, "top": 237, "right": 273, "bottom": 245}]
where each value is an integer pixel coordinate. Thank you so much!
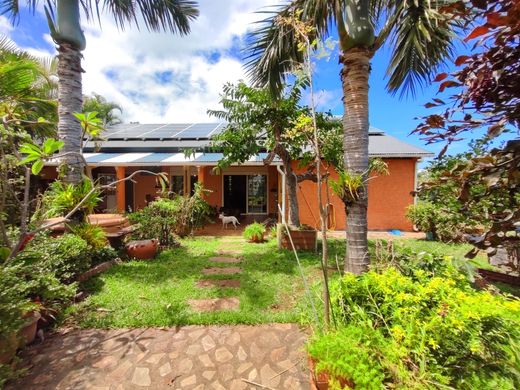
[
  {"left": 89, "top": 123, "right": 432, "bottom": 158},
  {"left": 368, "top": 133, "right": 433, "bottom": 157}
]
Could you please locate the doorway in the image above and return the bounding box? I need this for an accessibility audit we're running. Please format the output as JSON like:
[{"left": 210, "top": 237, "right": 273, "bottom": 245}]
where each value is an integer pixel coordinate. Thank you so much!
[{"left": 223, "top": 175, "right": 247, "bottom": 215}]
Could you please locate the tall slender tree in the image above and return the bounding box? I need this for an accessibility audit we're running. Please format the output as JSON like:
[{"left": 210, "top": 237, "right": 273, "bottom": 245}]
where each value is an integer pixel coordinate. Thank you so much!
[
  {"left": 1, "top": 0, "right": 199, "bottom": 184},
  {"left": 246, "top": 0, "right": 457, "bottom": 274}
]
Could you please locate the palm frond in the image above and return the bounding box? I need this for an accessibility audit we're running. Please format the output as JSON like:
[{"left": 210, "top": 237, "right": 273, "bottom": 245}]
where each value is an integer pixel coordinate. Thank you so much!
[
  {"left": 385, "top": 0, "right": 456, "bottom": 97},
  {"left": 82, "top": 0, "right": 199, "bottom": 34},
  {"left": 244, "top": 3, "right": 305, "bottom": 97}
]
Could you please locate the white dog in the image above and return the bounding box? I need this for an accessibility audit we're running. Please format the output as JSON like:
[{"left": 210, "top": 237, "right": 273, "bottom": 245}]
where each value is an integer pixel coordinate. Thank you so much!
[{"left": 219, "top": 213, "right": 240, "bottom": 229}]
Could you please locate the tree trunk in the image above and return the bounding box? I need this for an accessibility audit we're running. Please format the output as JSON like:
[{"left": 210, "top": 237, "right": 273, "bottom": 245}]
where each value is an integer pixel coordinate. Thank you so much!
[
  {"left": 285, "top": 160, "right": 300, "bottom": 227},
  {"left": 57, "top": 42, "right": 84, "bottom": 184},
  {"left": 341, "top": 48, "right": 373, "bottom": 274}
]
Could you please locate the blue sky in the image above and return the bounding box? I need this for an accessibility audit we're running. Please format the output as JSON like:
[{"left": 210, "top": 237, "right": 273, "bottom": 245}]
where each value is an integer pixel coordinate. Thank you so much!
[{"left": 0, "top": 0, "right": 480, "bottom": 162}]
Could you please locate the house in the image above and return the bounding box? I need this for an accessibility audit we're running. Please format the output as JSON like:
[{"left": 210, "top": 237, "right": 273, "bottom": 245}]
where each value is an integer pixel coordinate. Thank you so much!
[{"left": 41, "top": 123, "right": 433, "bottom": 231}]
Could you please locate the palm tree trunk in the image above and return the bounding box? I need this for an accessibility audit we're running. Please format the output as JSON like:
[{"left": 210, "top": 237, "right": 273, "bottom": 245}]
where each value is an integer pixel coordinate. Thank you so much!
[
  {"left": 341, "top": 48, "right": 373, "bottom": 274},
  {"left": 57, "top": 42, "right": 84, "bottom": 184}
]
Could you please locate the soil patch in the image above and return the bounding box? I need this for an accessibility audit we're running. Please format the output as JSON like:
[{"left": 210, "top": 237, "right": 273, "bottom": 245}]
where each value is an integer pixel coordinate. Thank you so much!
[
  {"left": 209, "top": 256, "right": 242, "bottom": 264},
  {"left": 187, "top": 297, "right": 240, "bottom": 312},
  {"left": 196, "top": 279, "right": 241, "bottom": 288},
  {"left": 202, "top": 267, "right": 241, "bottom": 275}
]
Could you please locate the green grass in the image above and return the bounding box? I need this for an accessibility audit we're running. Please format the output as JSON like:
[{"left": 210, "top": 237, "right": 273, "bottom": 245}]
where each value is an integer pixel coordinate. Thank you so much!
[
  {"left": 66, "top": 236, "right": 494, "bottom": 328},
  {"left": 67, "top": 237, "right": 323, "bottom": 327}
]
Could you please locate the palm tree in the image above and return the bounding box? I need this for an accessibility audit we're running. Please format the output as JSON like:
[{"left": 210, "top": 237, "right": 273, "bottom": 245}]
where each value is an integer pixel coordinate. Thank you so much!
[
  {"left": 1, "top": 0, "right": 199, "bottom": 184},
  {"left": 83, "top": 93, "right": 123, "bottom": 127},
  {"left": 246, "top": 0, "right": 456, "bottom": 274}
]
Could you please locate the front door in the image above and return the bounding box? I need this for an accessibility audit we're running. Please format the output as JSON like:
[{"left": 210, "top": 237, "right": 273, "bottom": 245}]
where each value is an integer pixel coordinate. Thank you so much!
[{"left": 223, "top": 175, "right": 247, "bottom": 215}]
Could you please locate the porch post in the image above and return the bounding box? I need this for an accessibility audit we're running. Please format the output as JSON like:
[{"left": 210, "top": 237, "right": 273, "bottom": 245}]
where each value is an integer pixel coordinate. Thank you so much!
[
  {"left": 197, "top": 166, "right": 206, "bottom": 188},
  {"left": 115, "top": 166, "right": 126, "bottom": 212}
]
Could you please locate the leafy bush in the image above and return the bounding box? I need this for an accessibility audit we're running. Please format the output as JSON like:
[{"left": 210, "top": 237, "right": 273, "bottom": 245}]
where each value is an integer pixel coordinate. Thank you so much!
[
  {"left": 243, "top": 222, "right": 265, "bottom": 242},
  {"left": 129, "top": 184, "right": 212, "bottom": 244},
  {"left": 308, "top": 268, "right": 520, "bottom": 389},
  {"left": 406, "top": 201, "right": 465, "bottom": 242},
  {"left": 70, "top": 223, "right": 108, "bottom": 249},
  {"left": 17, "top": 233, "right": 91, "bottom": 283},
  {"left": 34, "top": 178, "right": 101, "bottom": 220},
  {"left": 372, "top": 240, "right": 476, "bottom": 282},
  {"left": 0, "top": 264, "right": 34, "bottom": 337},
  {"left": 90, "top": 246, "right": 118, "bottom": 266}
]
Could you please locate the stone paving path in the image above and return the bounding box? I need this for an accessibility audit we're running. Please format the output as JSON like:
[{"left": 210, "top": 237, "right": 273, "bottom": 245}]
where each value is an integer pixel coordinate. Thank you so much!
[
  {"left": 8, "top": 324, "right": 309, "bottom": 389},
  {"left": 188, "top": 238, "right": 244, "bottom": 313},
  {"left": 8, "top": 238, "right": 312, "bottom": 389}
]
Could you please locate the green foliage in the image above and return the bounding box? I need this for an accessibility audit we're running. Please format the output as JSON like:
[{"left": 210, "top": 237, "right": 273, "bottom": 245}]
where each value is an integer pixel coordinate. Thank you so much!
[
  {"left": 243, "top": 222, "right": 265, "bottom": 242},
  {"left": 74, "top": 111, "right": 104, "bottom": 150},
  {"left": 90, "top": 246, "right": 118, "bottom": 267},
  {"left": 0, "top": 263, "right": 33, "bottom": 336},
  {"left": 406, "top": 201, "right": 465, "bottom": 242},
  {"left": 309, "top": 267, "right": 520, "bottom": 389},
  {"left": 129, "top": 184, "right": 212, "bottom": 244},
  {"left": 18, "top": 138, "right": 63, "bottom": 174},
  {"left": 82, "top": 93, "right": 122, "bottom": 126},
  {"left": 70, "top": 223, "right": 108, "bottom": 250},
  {"left": 36, "top": 178, "right": 101, "bottom": 220},
  {"left": 17, "top": 233, "right": 91, "bottom": 283}
]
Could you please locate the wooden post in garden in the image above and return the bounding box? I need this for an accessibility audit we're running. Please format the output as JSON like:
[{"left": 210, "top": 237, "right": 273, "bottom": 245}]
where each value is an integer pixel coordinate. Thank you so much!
[
  {"left": 115, "top": 166, "right": 126, "bottom": 212},
  {"left": 197, "top": 166, "right": 206, "bottom": 198}
]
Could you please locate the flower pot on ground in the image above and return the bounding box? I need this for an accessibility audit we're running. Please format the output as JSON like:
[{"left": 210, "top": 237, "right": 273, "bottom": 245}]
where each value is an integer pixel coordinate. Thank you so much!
[
  {"left": 125, "top": 239, "right": 158, "bottom": 259},
  {"left": 18, "top": 311, "right": 41, "bottom": 347},
  {"left": 281, "top": 225, "right": 317, "bottom": 251},
  {"left": 243, "top": 222, "right": 266, "bottom": 243},
  {"left": 309, "top": 357, "right": 353, "bottom": 390}
]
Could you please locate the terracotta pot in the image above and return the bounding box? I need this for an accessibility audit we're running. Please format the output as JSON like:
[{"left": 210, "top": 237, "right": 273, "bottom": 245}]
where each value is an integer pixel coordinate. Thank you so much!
[
  {"left": 126, "top": 239, "right": 158, "bottom": 259},
  {"left": 0, "top": 332, "right": 18, "bottom": 365},
  {"left": 281, "top": 229, "right": 317, "bottom": 251},
  {"left": 250, "top": 234, "right": 264, "bottom": 243},
  {"left": 309, "top": 356, "right": 354, "bottom": 390},
  {"left": 18, "top": 311, "right": 41, "bottom": 347}
]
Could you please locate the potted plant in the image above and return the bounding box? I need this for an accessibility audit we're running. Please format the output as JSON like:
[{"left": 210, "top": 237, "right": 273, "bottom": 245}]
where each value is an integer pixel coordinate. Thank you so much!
[
  {"left": 125, "top": 239, "right": 159, "bottom": 259},
  {"left": 243, "top": 222, "right": 266, "bottom": 243},
  {"left": 280, "top": 224, "right": 317, "bottom": 251}
]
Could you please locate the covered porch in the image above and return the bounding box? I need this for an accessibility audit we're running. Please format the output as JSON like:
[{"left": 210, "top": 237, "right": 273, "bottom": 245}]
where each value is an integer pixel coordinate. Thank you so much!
[{"left": 43, "top": 152, "right": 283, "bottom": 221}]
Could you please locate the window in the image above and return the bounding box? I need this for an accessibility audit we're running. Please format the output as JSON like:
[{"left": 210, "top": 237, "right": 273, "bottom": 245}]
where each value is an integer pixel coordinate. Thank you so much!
[
  {"left": 170, "top": 175, "right": 184, "bottom": 195},
  {"left": 247, "top": 174, "right": 267, "bottom": 214}
]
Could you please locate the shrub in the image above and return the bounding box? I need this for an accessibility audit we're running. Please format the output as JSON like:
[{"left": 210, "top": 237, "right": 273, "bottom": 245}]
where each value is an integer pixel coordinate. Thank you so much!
[
  {"left": 406, "top": 201, "right": 466, "bottom": 242},
  {"left": 0, "top": 264, "right": 34, "bottom": 337},
  {"left": 34, "top": 178, "right": 101, "bottom": 220},
  {"left": 308, "top": 268, "right": 520, "bottom": 389},
  {"left": 17, "top": 233, "right": 91, "bottom": 283},
  {"left": 243, "top": 222, "right": 265, "bottom": 242},
  {"left": 129, "top": 184, "right": 212, "bottom": 244},
  {"left": 71, "top": 223, "right": 108, "bottom": 249},
  {"left": 90, "top": 246, "right": 119, "bottom": 267}
]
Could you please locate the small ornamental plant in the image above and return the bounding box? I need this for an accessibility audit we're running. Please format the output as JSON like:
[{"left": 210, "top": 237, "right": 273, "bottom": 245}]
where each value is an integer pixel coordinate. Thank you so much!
[{"left": 243, "top": 222, "right": 265, "bottom": 243}]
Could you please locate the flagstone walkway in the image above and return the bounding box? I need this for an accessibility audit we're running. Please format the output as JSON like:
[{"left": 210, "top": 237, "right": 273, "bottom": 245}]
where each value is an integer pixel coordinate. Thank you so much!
[
  {"left": 9, "top": 324, "right": 309, "bottom": 389},
  {"left": 9, "top": 237, "right": 310, "bottom": 389}
]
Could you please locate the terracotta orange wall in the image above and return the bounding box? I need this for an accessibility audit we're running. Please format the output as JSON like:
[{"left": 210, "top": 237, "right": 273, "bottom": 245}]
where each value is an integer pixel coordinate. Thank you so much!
[
  {"left": 294, "top": 158, "right": 416, "bottom": 231},
  {"left": 203, "top": 167, "right": 223, "bottom": 209}
]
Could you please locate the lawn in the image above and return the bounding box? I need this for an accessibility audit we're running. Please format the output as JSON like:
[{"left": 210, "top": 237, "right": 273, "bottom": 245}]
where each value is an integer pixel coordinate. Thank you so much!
[
  {"left": 67, "top": 237, "right": 323, "bottom": 327},
  {"left": 66, "top": 236, "right": 494, "bottom": 328}
]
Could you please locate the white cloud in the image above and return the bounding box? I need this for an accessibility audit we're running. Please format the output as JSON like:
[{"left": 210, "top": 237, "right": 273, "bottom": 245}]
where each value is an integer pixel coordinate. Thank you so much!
[
  {"left": 75, "top": 0, "right": 278, "bottom": 123},
  {"left": 0, "top": 15, "right": 13, "bottom": 36}
]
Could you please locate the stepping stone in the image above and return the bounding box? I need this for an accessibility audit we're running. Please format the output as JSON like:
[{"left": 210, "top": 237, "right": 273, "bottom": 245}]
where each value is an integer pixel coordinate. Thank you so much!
[
  {"left": 202, "top": 267, "right": 241, "bottom": 275},
  {"left": 188, "top": 298, "right": 240, "bottom": 312},
  {"left": 197, "top": 279, "right": 241, "bottom": 288},
  {"left": 209, "top": 256, "right": 242, "bottom": 264},
  {"left": 217, "top": 249, "right": 243, "bottom": 256}
]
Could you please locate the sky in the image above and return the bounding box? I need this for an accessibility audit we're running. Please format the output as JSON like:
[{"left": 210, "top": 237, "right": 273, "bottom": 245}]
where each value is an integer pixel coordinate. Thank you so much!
[{"left": 0, "top": 0, "right": 475, "bottom": 162}]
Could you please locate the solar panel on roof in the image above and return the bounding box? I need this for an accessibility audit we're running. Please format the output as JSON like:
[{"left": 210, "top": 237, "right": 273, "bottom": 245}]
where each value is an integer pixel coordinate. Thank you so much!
[{"left": 104, "top": 123, "right": 227, "bottom": 140}]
